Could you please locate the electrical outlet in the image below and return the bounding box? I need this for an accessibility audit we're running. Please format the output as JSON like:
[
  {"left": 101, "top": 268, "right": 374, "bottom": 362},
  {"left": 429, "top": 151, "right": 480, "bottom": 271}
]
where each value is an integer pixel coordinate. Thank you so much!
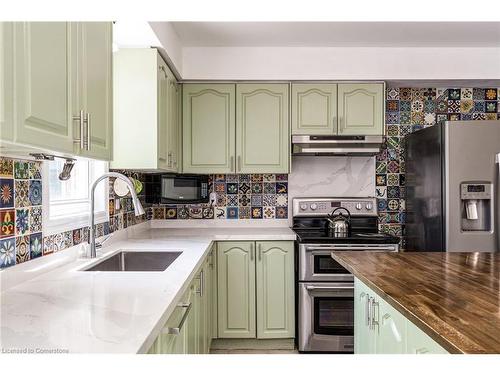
[{"left": 209, "top": 192, "right": 217, "bottom": 205}]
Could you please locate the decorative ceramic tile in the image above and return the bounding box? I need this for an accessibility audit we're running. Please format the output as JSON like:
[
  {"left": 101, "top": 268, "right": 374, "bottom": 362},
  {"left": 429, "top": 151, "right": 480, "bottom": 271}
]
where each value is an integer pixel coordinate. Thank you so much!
[
  {"left": 251, "top": 207, "right": 263, "bottom": 219},
  {"left": 14, "top": 160, "right": 29, "bottom": 179},
  {"left": 152, "top": 207, "right": 166, "bottom": 220},
  {"left": 165, "top": 206, "right": 177, "bottom": 219},
  {"left": 251, "top": 175, "right": 263, "bottom": 183},
  {"left": 226, "top": 207, "right": 238, "bottom": 219},
  {"left": 251, "top": 183, "right": 263, "bottom": 194},
  {"left": 42, "top": 235, "right": 55, "bottom": 255},
  {"left": 262, "top": 174, "right": 275, "bottom": 182},
  {"left": 226, "top": 174, "right": 239, "bottom": 182},
  {"left": 485, "top": 88, "right": 497, "bottom": 100},
  {"left": 28, "top": 180, "right": 42, "bottom": 205},
  {"left": 15, "top": 208, "right": 29, "bottom": 235},
  {"left": 276, "top": 207, "right": 288, "bottom": 219},
  {"left": 29, "top": 161, "right": 42, "bottom": 179},
  {"left": 460, "top": 88, "right": 473, "bottom": 100},
  {"left": 215, "top": 207, "right": 226, "bottom": 219},
  {"left": 0, "top": 238, "right": 16, "bottom": 268},
  {"left": 238, "top": 194, "right": 250, "bottom": 207},
  {"left": 0, "top": 178, "right": 14, "bottom": 209},
  {"left": 226, "top": 195, "right": 238, "bottom": 206},
  {"left": 239, "top": 206, "right": 251, "bottom": 219},
  {"left": 276, "top": 174, "right": 287, "bottom": 181},
  {"left": 251, "top": 195, "right": 263, "bottom": 206},
  {"left": 226, "top": 183, "right": 238, "bottom": 194},
  {"left": 15, "top": 235, "right": 30, "bottom": 264},
  {"left": 238, "top": 182, "right": 250, "bottom": 194},
  {"left": 177, "top": 207, "right": 189, "bottom": 220},
  {"left": 216, "top": 193, "right": 227, "bottom": 207},
  {"left": 29, "top": 206, "right": 42, "bottom": 233},
  {"left": 262, "top": 194, "right": 276, "bottom": 206},
  {"left": 0, "top": 209, "right": 16, "bottom": 238},
  {"left": 14, "top": 180, "right": 29, "bottom": 207},
  {"left": 276, "top": 194, "right": 288, "bottom": 207},
  {"left": 263, "top": 183, "right": 276, "bottom": 194},
  {"left": 386, "top": 88, "right": 399, "bottom": 100},
  {"left": 263, "top": 206, "right": 275, "bottom": 219},
  {"left": 188, "top": 205, "right": 203, "bottom": 219},
  {"left": 0, "top": 158, "right": 13, "bottom": 178},
  {"left": 30, "top": 232, "right": 42, "bottom": 259},
  {"left": 72, "top": 228, "right": 82, "bottom": 245}
]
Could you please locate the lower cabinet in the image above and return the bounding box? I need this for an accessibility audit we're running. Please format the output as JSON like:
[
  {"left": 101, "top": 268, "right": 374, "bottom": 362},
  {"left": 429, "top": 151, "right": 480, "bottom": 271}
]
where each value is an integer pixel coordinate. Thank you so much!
[
  {"left": 354, "top": 278, "right": 448, "bottom": 354},
  {"left": 217, "top": 241, "right": 295, "bottom": 339}
]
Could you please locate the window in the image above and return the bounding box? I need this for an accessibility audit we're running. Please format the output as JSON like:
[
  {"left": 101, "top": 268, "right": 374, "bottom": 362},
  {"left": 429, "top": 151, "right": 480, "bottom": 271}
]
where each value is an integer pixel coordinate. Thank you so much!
[{"left": 43, "top": 158, "right": 108, "bottom": 235}]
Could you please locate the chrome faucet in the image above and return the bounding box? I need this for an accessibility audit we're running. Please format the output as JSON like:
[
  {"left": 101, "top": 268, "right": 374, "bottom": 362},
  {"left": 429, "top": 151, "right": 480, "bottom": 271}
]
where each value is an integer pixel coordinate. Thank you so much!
[{"left": 89, "top": 172, "right": 145, "bottom": 258}]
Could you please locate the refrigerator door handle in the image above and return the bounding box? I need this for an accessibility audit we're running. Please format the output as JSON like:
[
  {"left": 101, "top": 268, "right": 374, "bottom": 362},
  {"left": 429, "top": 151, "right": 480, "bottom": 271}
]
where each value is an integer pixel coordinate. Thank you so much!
[{"left": 496, "top": 153, "right": 500, "bottom": 252}]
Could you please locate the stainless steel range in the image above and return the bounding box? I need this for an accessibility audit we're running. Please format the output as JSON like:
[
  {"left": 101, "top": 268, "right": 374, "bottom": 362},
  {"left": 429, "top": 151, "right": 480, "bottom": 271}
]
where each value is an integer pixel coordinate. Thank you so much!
[{"left": 293, "top": 197, "right": 400, "bottom": 353}]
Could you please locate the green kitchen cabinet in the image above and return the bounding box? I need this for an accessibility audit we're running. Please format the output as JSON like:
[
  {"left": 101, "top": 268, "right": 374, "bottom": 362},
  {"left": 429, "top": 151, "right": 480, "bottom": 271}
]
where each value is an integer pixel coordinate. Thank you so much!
[
  {"left": 186, "top": 277, "right": 200, "bottom": 354},
  {"left": 3, "top": 22, "right": 112, "bottom": 159},
  {"left": 1, "top": 22, "right": 14, "bottom": 142},
  {"left": 291, "top": 83, "right": 337, "bottom": 135},
  {"left": 406, "top": 321, "right": 448, "bottom": 354},
  {"left": 112, "top": 48, "right": 179, "bottom": 171},
  {"left": 74, "top": 22, "right": 113, "bottom": 160},
  {"left": 354, "top": 277, "right": 375, "bottom": 354},
  {"left": 354, "top": 277, "right": 448, "bottom": 354},
  {"left": 375, "top": 298, "right": 406, "bottom": 354},
  {"left": 183, "top": 84, "right": 236, "bottom": 174},
  {"left": 256, "top": 241, "right": 295, "bottom": 339},
  {"left": 217, "top": 241, "right": 256, "bottom": 338},
  {"left": 338, "top": 83, "right": 384, "bottom": 135},
  {"left": 12, "top": 22, "right": 75, "bottom": 153},
  {"left": 236, "top": 84, "right": 289, "bottom": 173}
]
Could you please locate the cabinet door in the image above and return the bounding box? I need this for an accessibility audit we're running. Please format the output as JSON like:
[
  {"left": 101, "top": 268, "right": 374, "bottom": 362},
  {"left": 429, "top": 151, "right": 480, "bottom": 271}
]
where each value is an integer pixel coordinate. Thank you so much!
[
  {"left": 76, "top": 22, "right": 113, "bottom": 160},
  {"left": 375, "top": 299, "right": 406, "bottom": 354},
  {"left": 157, "top": 58, "right": 171, "bottom": 170},
  {"left": 0, "top": 22, "right": 14, "bottom": 141},
  {"left": 183, "top": 84, "right": 235, "bottom": 173},
  {"left": 256, "top": 241, "right": 295, "bottom": 339},
  {"left": 406, "top": 321, "right": 448, "bottom": 354},
  {"left": 291, "top": 84, "right": 337, "bottom": 135},
  {"left": 14, "top": 22, "right": 75, "bottom": 152},
  {"left": 217, "top": 241, "right": 256, "bottom": 338},
  {"left": 338, "top": 83, "right": 384, "bottom": 135},
  {"left": 168, "top": 80, "right": 180, "bottom": 172},
  {"left": 236, "top": 84, "right": 289, "bottom": 173},
  {"left": 186, "top": 280, "right": 199, "bottom": 354},
  {"left": 354, "top": 278, "right": 374, "bottom": 354}
]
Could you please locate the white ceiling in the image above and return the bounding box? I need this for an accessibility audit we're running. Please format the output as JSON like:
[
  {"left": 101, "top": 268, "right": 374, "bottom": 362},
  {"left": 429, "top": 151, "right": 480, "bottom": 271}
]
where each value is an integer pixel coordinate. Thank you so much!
[{"left": 171, "top": 22, "right": 500, "bottom": 47}]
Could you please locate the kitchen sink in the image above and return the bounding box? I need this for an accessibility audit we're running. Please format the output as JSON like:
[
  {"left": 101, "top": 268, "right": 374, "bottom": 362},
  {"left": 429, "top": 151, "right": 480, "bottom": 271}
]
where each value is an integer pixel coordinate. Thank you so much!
[{"left": 83, "top": 251, "right": 182, "bottom": 272}]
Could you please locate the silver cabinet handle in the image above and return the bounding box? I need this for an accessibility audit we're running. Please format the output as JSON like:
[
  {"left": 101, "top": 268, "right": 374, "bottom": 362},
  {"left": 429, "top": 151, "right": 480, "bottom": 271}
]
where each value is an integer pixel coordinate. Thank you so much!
[
  {"left": 250, "top": 243, "right": 254, "bottom": 261},
  {"left": 196, "top": 270, "right": 204, "bottom": 297},
  {"left": 362, "top": 292, "right": 370, "bottom": 327},
  {"left": 73, "top": 110, "right": 85, "bottom": 149},
  {"left": 258, "top": 243, "right": 262, "bottom": 261},
  {"left": 371, "top": 300, "right": 380, "bottom": 333},
  {"left": 237, "top": 155, "right": 241, "bottom": 172},
  {"left": 85, "top": 112, "right": 91, "bottom": 151},
  {"left": 367, "top": 296, "right": 372, "bottom": 329},
  {"left": 165, "top": 302, "right": 192, "bottom": 335}
]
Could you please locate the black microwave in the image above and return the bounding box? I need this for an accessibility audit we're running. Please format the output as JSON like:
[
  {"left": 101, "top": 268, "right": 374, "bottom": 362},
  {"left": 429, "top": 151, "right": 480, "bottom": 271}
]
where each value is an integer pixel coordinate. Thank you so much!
[{"left": 145, "top": 174, "right": 210, "bottom": 204}]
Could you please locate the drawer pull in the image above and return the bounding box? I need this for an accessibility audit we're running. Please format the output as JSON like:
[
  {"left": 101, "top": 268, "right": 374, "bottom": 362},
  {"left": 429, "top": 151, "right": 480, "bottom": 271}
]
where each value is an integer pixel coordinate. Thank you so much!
[{"left": 164, "top": 302, "right": 192, "bottom": 335}]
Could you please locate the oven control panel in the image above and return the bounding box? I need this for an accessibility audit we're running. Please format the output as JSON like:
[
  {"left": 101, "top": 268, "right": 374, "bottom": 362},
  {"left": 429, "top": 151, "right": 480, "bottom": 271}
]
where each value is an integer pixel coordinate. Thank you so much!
[{"left": 293, "top": 197, "right": 378, "bottom": 217}]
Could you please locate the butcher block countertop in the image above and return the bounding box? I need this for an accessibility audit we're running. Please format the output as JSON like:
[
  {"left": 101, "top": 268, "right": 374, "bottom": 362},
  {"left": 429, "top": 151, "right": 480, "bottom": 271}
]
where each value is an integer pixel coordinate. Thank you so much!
[{"left": 331, "top": 252, "right": 500, "bottom": 354}]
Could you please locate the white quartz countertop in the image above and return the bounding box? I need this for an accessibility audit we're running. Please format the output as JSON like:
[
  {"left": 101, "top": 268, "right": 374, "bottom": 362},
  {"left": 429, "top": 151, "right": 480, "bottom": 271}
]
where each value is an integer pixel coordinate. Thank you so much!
[{"left": 0, "top": 225, "right": 295, "bottom": 353}]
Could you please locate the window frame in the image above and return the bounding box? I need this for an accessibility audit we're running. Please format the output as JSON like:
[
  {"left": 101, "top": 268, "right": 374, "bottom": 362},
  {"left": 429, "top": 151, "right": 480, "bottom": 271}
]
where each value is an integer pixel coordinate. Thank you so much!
[{"left": 42, "top": 158, "right": 109, "bottom": 236}]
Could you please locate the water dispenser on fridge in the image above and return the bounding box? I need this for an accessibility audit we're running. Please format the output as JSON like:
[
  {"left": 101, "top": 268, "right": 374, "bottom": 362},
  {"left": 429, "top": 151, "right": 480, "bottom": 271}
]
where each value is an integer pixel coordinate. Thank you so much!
[{"left": 460, "top": 182, "right": 493, "bottom": 232}]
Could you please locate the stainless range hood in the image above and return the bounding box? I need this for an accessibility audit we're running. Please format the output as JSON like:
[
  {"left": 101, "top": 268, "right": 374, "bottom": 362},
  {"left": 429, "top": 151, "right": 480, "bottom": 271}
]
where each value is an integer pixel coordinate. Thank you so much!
[{"left": 292, "top": 135, "right": 385, "bottom": 156}]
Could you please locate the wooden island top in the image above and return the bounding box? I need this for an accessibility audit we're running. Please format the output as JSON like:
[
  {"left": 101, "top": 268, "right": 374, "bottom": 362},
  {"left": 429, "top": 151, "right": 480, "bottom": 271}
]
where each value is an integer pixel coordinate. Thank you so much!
[{"left": 331, "top": 252, "right": 500, "bottom": 354}]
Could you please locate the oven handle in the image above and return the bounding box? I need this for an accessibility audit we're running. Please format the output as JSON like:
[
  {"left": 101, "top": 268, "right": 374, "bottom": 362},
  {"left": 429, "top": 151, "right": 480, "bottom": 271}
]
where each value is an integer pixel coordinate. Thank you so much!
[
  {"left": 306, "top": 285, "right": 354, "bottom": 291},
  {"left": 305, "top": 246, "right": 397, "bottom": 252}
]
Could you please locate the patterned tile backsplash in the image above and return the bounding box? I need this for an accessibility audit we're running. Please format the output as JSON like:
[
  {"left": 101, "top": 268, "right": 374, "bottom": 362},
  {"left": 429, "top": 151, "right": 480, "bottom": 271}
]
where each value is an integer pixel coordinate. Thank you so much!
[
  {"left": 377, "top": 87, "right": 500, "bottom": 244},
  {"left": 147, "top": 173, "right": 289, "bottom": 220},
  {"left": 0, "top": 158, "right": 148, "bottom": 269}
]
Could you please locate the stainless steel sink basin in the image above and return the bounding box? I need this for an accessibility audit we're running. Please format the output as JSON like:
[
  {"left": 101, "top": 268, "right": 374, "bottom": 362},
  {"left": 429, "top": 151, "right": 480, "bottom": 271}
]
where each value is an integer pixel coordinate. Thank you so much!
[{"left": 84, "top": 251, "right": 182, "bottom": 272}]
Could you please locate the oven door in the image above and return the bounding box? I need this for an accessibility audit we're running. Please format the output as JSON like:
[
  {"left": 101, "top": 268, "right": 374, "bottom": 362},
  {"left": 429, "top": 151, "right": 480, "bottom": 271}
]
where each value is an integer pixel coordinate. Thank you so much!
[{"left": 298, "top": 282, "right": 354, "bottom": 352}]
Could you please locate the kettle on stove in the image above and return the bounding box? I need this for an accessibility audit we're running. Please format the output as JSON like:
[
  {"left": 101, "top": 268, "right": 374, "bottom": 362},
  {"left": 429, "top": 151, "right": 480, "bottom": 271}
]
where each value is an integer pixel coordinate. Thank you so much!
[{"left": 326, "top": 207, "right": 351, "bottom": 238}]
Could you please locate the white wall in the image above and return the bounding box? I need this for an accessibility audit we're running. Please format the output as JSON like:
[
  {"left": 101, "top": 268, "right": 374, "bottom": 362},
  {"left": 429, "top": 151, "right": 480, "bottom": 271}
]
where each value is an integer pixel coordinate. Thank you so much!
[
  {"left": 149, "top": 22, "right": 183, "bottom": 75},
  {"left": 181, "top": 46, "right": 500, "bottom": 80}
]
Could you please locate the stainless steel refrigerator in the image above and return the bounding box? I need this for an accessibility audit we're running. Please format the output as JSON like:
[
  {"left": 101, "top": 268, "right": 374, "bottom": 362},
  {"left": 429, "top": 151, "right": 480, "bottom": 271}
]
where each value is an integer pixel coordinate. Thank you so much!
[{"left": 405, "top": 120, "right": 500, "bottom": 252}]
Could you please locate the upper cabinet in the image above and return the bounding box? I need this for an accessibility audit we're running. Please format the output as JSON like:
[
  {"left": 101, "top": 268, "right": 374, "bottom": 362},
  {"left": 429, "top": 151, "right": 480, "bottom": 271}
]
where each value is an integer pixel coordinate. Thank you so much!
[
  {"left": 183, "top": 84, "right": 235, "bottom": 174},
  {"left": 291, "top": 82, "right": 384, "bottom": 136},
  {"left": 75, "top": 22, "right": 113, "bottom": 160},
  {"left": 183, "top": 83, "right": 290, "bottom": 174},
  {"left": 0, "top": 22, "right": 14, "bottom": 142},
  {"left": 236, "top": 84, "right": 289, "bottom": 173},
  {"left": 338, "top": 83, "right": 384, "bottom": 135},
  {"left": 111, "top": 48, "right": 180, "bottom": 171},
  {"left": 13, "top": 22, "right": 75, "bottom": 153},
  {"left": 292, "top": 84, "right": 337, "bottom": 135},
  {"left": 0, "top": 22, "right": 113, "bottom": 160}
]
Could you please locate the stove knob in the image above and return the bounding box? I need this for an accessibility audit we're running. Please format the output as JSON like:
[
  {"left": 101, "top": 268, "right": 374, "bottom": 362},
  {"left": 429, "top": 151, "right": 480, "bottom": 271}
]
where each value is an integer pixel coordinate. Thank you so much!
[
  {"left": 300, "top": 203, "right": 308, "bottom": 211},
  {"left": 366, "top": 203, "right": 373, "bottom": 210},
  {"left": 310, "top": 203, "right": 318, "bottom": 211},
  {"left": 355, "top": 203, "right": 362, "bottom": 210}
]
